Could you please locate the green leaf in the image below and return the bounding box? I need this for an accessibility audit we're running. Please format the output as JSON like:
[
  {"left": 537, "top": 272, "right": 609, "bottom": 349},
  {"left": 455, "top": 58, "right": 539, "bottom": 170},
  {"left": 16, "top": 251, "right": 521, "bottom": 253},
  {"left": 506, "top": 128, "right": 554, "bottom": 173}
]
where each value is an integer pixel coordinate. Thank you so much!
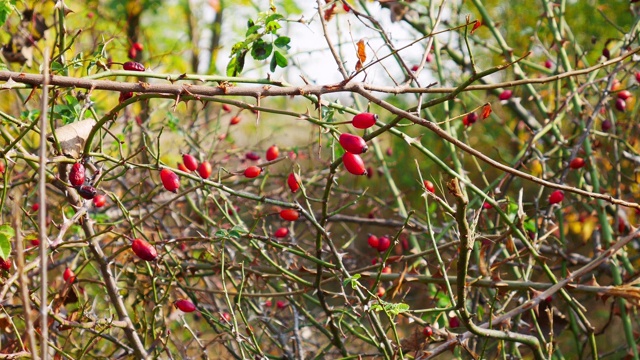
[
  {"left": 274, "top": 51, "right": 288, "bottom": 68},
  {"left": 265, "top": 20, "right": 281, "bottom": 33},
  {"left": 343, "top": 274, "right": 361, "bottom": 289},
  {"left": 274, "top": 36, "right": 290, "bottom": 49},
  {"left": 270, "top": 53, "right": 277, "bottom": 72},
  {"left": 250, "top": 39, "right": 272, "bottom": 61},
  {"left": 246, "top": 25, "right": 261, "bottom": 37},
  {"left": 226, "top": 51, "right": 246, "bottom": 76},
  {"left": 0, "top": 224, "right": 14, "bottom": 261},
  {"left": 0, "top": 0, "right": 14, "bottom": 27},
  {"left": 214, "top": 230, "right": 228, "bottom": 238},
  {"left": 265, "top": 14, "right": 284, "bottom": 23}
]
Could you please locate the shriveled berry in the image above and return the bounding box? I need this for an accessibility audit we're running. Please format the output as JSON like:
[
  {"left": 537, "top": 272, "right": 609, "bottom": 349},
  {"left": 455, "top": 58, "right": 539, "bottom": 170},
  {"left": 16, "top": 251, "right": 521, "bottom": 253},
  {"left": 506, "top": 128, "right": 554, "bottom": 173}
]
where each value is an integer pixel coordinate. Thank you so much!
[
  {"left": 498, "top": 90, "right": 512, "bottom": 101},
  {"left": 280, "top": 209, "right": 299, "bottom": 221},
  {"left": 244, "top": 166, "right": 262, "bottom": 178},
  {"left": 569, "top": 157, "right": 585, "bottom": 169},
  {"left": 601, "top": 119, "right": 612, "bottom": 132},
  {"left": 377, "top": 236, "right": 391, "bottom": 252},
  {"left": 339, "top": 133, "right": 368, "bottom": 154},
  {"left": 230, "top": 116, "right": 241, "bottom": 125},
  {"left": 123, "top": 61, "right": 145, "bottom": 72},
  {"left": 0, "top": 258, "right": 11, "bottom": 271},
  {"left": 93, "top": 194, "right": 107, "bottom": 208},
  {"left": 266, "top": 145, "right": 279, "bottom": 161},
  {"left": 548, "top": 190, "right": 564, "bottom": 205},
  {"left": 77, "top": 185, "right": 97, "bottom": 200},
  {"left": 198, "top": 161, "right": 212, "bottom": 179},
  {"left": 287, "top": 173, "right": 301, "bottom": 193},
  {"left": 615, "top": 98, "right": 626, "bottom": 112},
  {"left": 352, "top": 112, "right": 378, "bottom": 129},
  {"left": 131, "top": 238, "right": 157, "bottom": 261},
  {"left": 182, "top": 154, "right": 198, "bottom": 171},
  {"left": 274, "top": 227, "right": 289, "bottom": 238},
  {"left": 245, "top": 151, "right": 261, "bottom": 161},
  {"left": 342, "top": 153, "right": 367, "bottom": 175},
  {"left": 367, "top": 234, "right": 379, "bottom": 249},
  {"left": 463, "top": 112, "right": 478, "bottom": 126},
  {"left": 119, "top": 91, "right": 133, "bottom": 103},
  {"left": 174, "top": 299, "right": 196, "bottom": 313},
  {"left": 63, "top": 267, "right": 75, "bottom": 283},
  {"left": 423, "top": 180, "right": 435, "bottom": 193},
  {"left": 618, "top": 90, "right": 632, "bottom": 101},
  {"left": 69, "top": 162, "right": 85, "bottom": 187},
  {"left": 160, "top": 168, "right": 180, "bottom": 193}
]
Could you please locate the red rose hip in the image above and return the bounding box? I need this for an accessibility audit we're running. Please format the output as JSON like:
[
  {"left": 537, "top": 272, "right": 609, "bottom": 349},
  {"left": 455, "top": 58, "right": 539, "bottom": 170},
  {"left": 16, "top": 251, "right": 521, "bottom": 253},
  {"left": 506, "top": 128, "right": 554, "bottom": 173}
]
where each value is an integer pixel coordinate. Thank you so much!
[
  {"left": 182, "top": 154, "right": 198, "bottom": 172},
  {"left": 274, "top": 227, "right": 289, "bottom": 238},
  {"left": 0, "top": 258, "right": 11, "bottom": 271},
  {"left": 63, "top": 267, "right": 76, "bottom": 283},
  {"left": 266, "top": 145, "right": 279, "bottom": 161},
  {"left": 351, "top": 112, "right": 378, "bottom": 129},
  {"left": 367, "top": 234, "right": 379, "bottom": 249},
  {"left": 69, "top": 162, "right": 85, "bottom": 187},
  {"left": 377, "top": 236, "right": 391, "bottom": 252},
  {"left": 280, "top": 209, "right": 299, "bottom": 221},
  {"left": 615, "top": 98, "right": 626, "bottom": 112},
  {"left": 160, "top": 168, "right": 180, "bottom": 193},
  {"left": 198, "top": 161, "right": 212, "bottom": 179},
  {"left": 122, "top": 61, "right": 145, "bottom": 72},
  {"left": 244, "top": 166, "right": 262, "bottom": 178},
  {"left": 569, "top": 157, "right": 585, "bottom": 169},
  {"left": 339, "top": 133, "right": 368, "bottom": 154},
  {"left": 175, "top": 299, "right": 196, "bottom": 313},
  {"left": 423, "top": 180, "right": 435, "bottom": 193},
  {"left": 342, "top": 153, "right": 367, "bottom": 175},
  {"left": 93, "top": 194, "right": 107, "bottom": 208},
  {"left": 131, "top": 238, "right": 157, "bottom": 261},
  {"left": 548, "top": 190, "right": 564, "bottom": 205},
  {"left": 498, "top": 90, "right": 513, "bottom": 101},
  {"left": 287, "top": 173, "right": 301, "bottom": 193}
]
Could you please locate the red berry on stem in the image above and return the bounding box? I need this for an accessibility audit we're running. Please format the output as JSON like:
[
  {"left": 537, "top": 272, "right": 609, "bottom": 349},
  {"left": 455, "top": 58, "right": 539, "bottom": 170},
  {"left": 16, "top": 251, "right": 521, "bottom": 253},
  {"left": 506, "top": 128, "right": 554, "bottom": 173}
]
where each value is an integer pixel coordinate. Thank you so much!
[
  {"left": 423, "top": 180, "right": 435, "bottom": 193},
  {"left": 119, "top": 91, "right": 133, "bottom": 103},
  {"left": 618, "top": 90, "right": 632, "bottom": 101},
  {"left": 63, "top": 267, "right": 75, "bottom": 283},
  {"left": 342, "top": 153, "right": 367, "bottom": 176},
  {"left": 544, "top": 59, "right": 553, "bottom": 69},
  {"left": 93, "top": 194, "right": 107, "bottom": 208},
  {"left": 274, "top": 227, "right": 289, "bottom": 238},
  {"left": 615, "top": 98, "right": 627, "bottom": 112},
  {"left": 132, "top": 42, "right": 144, "bottom": 51},
  {"left": 411, "top": 65, "right": 419, "bottom": 72},
  {"left": 266, "top": 145, "right": 279, "bottom": 161},
  {"left": 376, "top": 286, "right": 386, "bottom": 297},
  {"left": 463, "top": 112, "right": 478, "bottom": 126},
  {"left": 601, "top": 119, "right": 612, "bottom": 132},
  {"left": 0, "top": 258, "right": 11, "bottom": 271},
  {"left": 287, "top": 173, "right": 301, "bottom": 193},
  {"left": 636, "top": 72, "right": 640, "bottom": 83},
  {"left": 339, "top": 133, "right": 368, "bottom": 154},
  {"left": 127, "top": 47, "right": 137, "bottom": 60},
  {"left": 498, "top": 90, "right": 512, "bottom": 101},
  {"left": 367, "top": 234, "right": 379, "bottom": 249},
  {"left": 122, "top": 61, "right": 145, "bottom": 72},
  {"left": 131, "top": 238, "right": 157, "bottom": 261},
  {"left": 222, "top": 104, "right": 232, "bottom": 112},
  {"left": 352, "top": 112, "right": 378, "bottom": 129},
  {"left": 548, "top": 190, "right": 564, "bottom": 205},
  {"left": 244, "top": 166, "right": 262, "bottom": 178},
  {"left": 175, "top": 299, "right": 196, "bottom": 313},
  {"left": 31, "top": 239, "right": 40, "bottom": 247},
  {"left": 381, "top": 266, "right": 391, "bottom": 274},
  {"left": 177, "top": 162, "right": 189, "bottom": 172},
  {"left": 449, "top": 316, "right": 460, "bottom": 328},
  {"left": 276, "top": 300, "right": 287, "bottom": 309},
  {"left": 182, "top": 154, "right": 198, "bottom": 172},
  {"left": 31, "top": 203, "right": 39, "bottom": 212},
  {"left": 198, "top": 161, "right": 212, "bottom": 179},
  {"left": 69, "top": 162, "right": 85, "bottom": 187},
  {"left": 423, "top": 326, "right": 433, "bottom": 337},
  {"left": 569, "top": 157, "right": 585, "bottom": 169},
  {"left": 230, "top": 116, "right": 241, "bottom": 125},
  {"left": 160, "top": 168, "right": 180, "bottom": 193},
  {"left": 377, "top": 236, "right": 391, "bottom": 252},
  {"left": 280, "top": 209, "right": 299, "bottom": 221},
  {"left": 0, "top": 162, "right": 4, "bottom": 174}
]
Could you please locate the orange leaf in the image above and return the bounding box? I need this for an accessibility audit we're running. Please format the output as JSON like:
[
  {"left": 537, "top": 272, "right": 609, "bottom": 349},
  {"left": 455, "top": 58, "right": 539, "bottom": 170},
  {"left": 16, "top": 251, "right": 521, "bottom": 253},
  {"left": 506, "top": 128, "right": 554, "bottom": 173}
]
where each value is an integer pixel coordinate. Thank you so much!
[
  {"left": 471, "top": 19, "right": 482, "bottom": 34},
  {"left": 481, "top": 103, "right": 492, "bottom": 119},
  {"left": 324, "top": 3, "right": 337, "bottom": 21},
  {"left": 355, "top": 39, "right": 366, "bottom": 71}
]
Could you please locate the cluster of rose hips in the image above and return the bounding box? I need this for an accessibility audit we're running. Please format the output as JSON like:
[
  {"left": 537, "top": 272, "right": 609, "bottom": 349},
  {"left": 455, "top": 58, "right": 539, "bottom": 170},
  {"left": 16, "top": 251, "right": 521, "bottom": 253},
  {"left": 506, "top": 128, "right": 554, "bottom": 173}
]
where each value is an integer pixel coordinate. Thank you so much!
[
  {"left": 68, "top": 161, "right": 107, "bottom": 208},
  {"left": 341, "top": 112, "right": 377, "bottom": 175}
]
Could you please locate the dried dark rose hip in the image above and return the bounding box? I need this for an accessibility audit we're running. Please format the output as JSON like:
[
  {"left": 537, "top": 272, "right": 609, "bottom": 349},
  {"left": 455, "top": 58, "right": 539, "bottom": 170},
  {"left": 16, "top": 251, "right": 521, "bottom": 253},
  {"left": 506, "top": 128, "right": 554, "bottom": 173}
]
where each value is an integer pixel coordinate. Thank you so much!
[
  {"left": 119, "top": 92, "right": 133, "bottom": 103},
  {"left": 69, "top": 162, "right": 85, "bottom": 187},
  {"left": 77, "top": 185, "right": 97, "bottom": 200},
  {"left": 122, "top": 61, "right": 145, "bottom": 72}
]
